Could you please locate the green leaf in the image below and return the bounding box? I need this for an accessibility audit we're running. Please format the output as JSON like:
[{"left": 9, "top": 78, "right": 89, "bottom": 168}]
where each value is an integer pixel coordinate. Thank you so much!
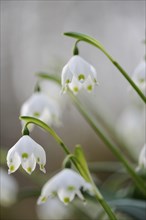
[{"left": 74, "top": 145, "right": 91, "bottom": 182}]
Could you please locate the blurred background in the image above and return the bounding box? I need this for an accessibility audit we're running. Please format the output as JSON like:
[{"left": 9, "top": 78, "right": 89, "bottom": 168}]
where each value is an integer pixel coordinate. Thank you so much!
[{"left": 1, "top": 1, "right": 145, "bottom": 219}]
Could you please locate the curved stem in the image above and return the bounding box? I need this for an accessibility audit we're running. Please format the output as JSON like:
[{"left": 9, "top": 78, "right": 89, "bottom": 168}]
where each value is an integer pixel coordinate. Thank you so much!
[
  {"left": 64, "top": 32, "right": 146, "bottom": 103},
  {"left": 69, "top": 92, "right": 146, "bottom": 196},
  {"left": 20, "top": 116, "right": 117, "bottom": 220}
]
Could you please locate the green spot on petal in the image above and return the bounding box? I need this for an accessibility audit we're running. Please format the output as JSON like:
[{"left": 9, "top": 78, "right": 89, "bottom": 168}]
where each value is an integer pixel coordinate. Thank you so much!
[
  {"left": 22, "top": 153, "right": 28, "bottom": 159},
  {"left": 87, "top": 85, "right": 93, "bottom": 91},
  {"left": 40, "top": 164, "right": 44, "bottom": 169},
  {"left": 64, "top": 197, "right": 70, "bottom": 204},
  {"left": 27, "top": 167, "right": 32, "bottom": 173},
  {"left": 67, "top": 185, "right": 75, "bottom": 191},
  {"left": 10, "top": 165, "right": 15, "bottom": 171},
  {"left": 139, "top": 78, "right": 144, "bottom": 83},
  {"left": 33, "top": 112, "right": 40, "bottom": 117},
  {"left": 37, "top": 157, "right": 40, "bottom": 163},
  {"left": 41, "top": 196, "right": 47, "bottom": 202},
  {"left": 78, "top": 74, "right": 85, "bottom": 81},
  {"left": 66, "top": 79, "right": 70, "bottom": 84},
  {"left": 93, "top": 78, "right": 97, "bottom": 83},
  {"left": 51, "top": 191, "right": 57, "bottom": 197},
  {"left": 73, "top": 87, "right": 79, "bottom": 93}
]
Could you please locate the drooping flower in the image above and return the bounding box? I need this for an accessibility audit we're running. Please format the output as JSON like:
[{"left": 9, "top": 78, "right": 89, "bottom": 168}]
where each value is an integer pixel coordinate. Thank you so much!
[
  {"left": 138, "top": 144, "right": 146, "bottom": 170},
  {"left": 37, "top": 168, "right": 94, "bottom": 205},
  {"left": 61, "top": 55, "right": 98, "bottom": 94},
  {"left": 0, "top": 168, "right": 18, "bottom": 207},
  {"left": 7, "top": 135, "right": 46, "bottom": 174},
  {"left": 20, "top": 92, "right": 62, "bottom": 129}
]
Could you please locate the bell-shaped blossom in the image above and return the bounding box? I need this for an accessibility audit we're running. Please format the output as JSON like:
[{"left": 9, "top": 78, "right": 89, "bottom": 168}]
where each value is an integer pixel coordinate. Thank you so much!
[
  {"left": 37, "top": 168, "right": 94, "bottom": 205},
  {"left": 7, "top": 135, "right": 46, "bottom": 175},
  {"left": 0, "top": 168, "right": 18, "bottom": 207},
  {"left": 20, "top": 92, "right": 62, "bottom": 129},
  {"left": 138, "top": 144, "right": 146, "bottom": 170},
  {"left": 61, "top": 55, "right": 98, "bottom": 94}
]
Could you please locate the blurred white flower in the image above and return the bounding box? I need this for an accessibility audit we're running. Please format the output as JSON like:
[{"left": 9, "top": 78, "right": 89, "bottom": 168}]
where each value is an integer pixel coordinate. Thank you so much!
[
  {"left": 0, "top": 168, "right": 18, "bottom": 207},
  {"left": 129, "top": 60, "right": 146, "bottom": 106},
  {"left": 138, "top": 144, "right": 146, "bottom": 170},
  {"left": 7, "top": 135, "right": 46, "bottom": 174},
  {"left": 20, "top": 92, "right": 62, "bottom": 129},
  {"left": 116, "top": 106, "right": 145, "bottom": 160},
  {"left": 37, "top": 168, "right": 93, "bottom": 205},
  {"left": 61, "top": 55, "right": 98, "bottom": 94},
  {"left": 132, "top": 60, "right": 146, "bottom": 95},
  {"left": 37, "top": 197, "right": 73, "bottom": 220}
]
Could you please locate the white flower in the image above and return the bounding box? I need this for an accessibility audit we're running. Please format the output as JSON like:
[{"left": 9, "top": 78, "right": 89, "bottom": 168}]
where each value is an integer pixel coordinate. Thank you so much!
[
  {"left": 7, "top": 135, "right": 46, "bottom": 175},
  {"left": 61, "top": 55, "right": 98, "bottom": 94},
  {"left": 20, "top": 92, "right": 62, "bottom": 128},
  {"left": 0, "top": 168, "right": 18, "bottom": 207},
  {"left": 132, "top": 60, "right": 146, "bottom": 95},
  {"left": 37, "top": 169, "right": 93, "bottom": 205},
  {"left": 138, "top": 144, "right": 146, "bottom": 170},
  {"left": 116, "top": 106, "right": 145, "bottom": 160}
]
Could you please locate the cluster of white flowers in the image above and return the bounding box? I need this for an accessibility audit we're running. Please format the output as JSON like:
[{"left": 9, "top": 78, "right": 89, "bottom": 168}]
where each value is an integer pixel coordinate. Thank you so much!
[{"left": 6, "top": 54, "right": 96, "bottom": 208}]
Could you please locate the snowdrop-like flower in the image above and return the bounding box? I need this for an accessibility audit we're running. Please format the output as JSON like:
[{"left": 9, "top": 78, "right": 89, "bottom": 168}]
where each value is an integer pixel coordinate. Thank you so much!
[
  {"left": 138, "top": 144, "right": 146, "bottom": 170},
  {"left": 37, "top": 169, "right": 94, "bottom": 205},
  {"left": 7, "top": 135, "right": 46, "bottom": 175},
  {"left": 61, "top": 55, "right": 98, "bottom": 94},
  {"left": 132, "top": 60, "right": 146, "bottom": 95},
  {"left": 20, "top": 92, "right": 62, "bottom": 128},
  {"left": 0, "top": 168, "right": 18, "bottom": 207}
]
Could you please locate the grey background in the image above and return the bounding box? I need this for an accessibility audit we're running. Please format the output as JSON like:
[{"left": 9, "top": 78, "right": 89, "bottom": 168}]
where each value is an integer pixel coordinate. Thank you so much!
[{"left": 1, "top": 1, "right": 145, "bottom": 219}]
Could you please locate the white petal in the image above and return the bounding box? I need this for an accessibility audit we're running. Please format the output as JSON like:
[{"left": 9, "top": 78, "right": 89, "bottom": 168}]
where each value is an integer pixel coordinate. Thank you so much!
[
  {"left": 69, "top": 56, "right": 91, "bottom": 83},
  {"left": 21, "top": 93, "right": 52, "bottom": 118},
  {"left": 90, "top": 66, "right": 98, "bottom": 83},
  {"left": 13, "top": 136, "right": 35, "bottom": 158},
  {"left": 7, "top": 152, "right": 21, "bottom": 174},
  {"left": 61, "top": 64, "right": 73, "bottom": 87},
  {"left": 139, "top": 144, "right": 146, "bottom": 169},
  {"left": 21, "top": 154, "right": 36, "bottom": 175},
  {"left": 37, "top": 195, "right": 48, "bottom": 205},
  {"left": 33, "top": 144, "right": 46, "bottom": 173},
  {"left": 58, "top": 188, "right": 75, "bottom": 205},
  {"left": 76, "top": 190, "right": 86, "bottom": 202},
  {"left": 68, "top": 76, "right": 83, "bottom": 94}
]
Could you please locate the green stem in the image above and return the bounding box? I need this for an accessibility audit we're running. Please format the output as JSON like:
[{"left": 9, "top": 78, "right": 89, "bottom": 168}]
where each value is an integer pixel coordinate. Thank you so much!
[
  {"left": 64, "top": 32, "right": 146, "bottom": 103},
  {"left": 20, "top": 116, "right": 117, "bottom": 220},
  {"left": 69, "top": 92, "right": 146, "bottom": 196}
]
